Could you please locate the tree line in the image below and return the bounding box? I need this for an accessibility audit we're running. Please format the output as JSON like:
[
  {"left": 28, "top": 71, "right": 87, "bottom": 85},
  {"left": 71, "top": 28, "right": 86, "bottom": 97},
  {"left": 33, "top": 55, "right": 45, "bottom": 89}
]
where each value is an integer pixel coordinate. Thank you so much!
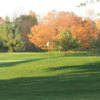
[{"left": 0, "top": 10, "right": 100, "bottom": 52}]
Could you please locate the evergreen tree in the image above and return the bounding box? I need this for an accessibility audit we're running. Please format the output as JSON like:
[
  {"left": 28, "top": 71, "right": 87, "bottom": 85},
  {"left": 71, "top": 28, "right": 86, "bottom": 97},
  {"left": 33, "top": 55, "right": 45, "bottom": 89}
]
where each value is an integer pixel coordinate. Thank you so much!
[
  {"left": 55, "top": 29, "right": 81, "bottom": 56},
  {"left": 90, "top": 31, "right": 100, "bottom": 49},
  {"left": 0, "top": 17, "right": 23, "bottom": 52}
]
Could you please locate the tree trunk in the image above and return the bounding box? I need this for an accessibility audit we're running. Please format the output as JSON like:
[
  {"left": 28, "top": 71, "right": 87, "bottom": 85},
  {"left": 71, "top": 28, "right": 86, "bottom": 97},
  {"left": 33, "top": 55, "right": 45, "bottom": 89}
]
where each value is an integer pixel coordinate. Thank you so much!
[{"left": 63, "top": 51, "right": 66, "bottom": 56}]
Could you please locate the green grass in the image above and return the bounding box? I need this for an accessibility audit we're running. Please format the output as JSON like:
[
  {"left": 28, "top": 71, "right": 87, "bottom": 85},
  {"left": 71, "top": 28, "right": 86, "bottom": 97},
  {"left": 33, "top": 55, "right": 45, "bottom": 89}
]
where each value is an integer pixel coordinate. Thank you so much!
[{"left": 0, "top": 52, "right": 100, "bottom": 100}]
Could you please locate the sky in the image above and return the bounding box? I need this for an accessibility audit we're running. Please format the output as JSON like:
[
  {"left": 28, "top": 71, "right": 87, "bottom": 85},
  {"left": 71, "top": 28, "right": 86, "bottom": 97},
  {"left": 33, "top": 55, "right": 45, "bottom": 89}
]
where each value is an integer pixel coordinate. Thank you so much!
[{"left": 0, "top": 0, "right": 100, "bottom": 19}]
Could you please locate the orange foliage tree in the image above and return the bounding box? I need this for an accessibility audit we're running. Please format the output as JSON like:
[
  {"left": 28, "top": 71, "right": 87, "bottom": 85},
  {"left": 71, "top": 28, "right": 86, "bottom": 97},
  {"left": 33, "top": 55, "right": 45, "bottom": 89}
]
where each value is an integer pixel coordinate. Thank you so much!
[
  {"left": 40, "top": 10, "right": 98, "bottom": 48},
  {"left": 28, "top": 25, "right": 58, "bottom": 50},
  {"left": 71, "top": 18, "right": 98, "bottom": 48},
  {"left": 29, "top": 10, "right": 98, "bottom": 50},
  {"left": 40, "top": 11, "right": 82, "bottom": 35}
]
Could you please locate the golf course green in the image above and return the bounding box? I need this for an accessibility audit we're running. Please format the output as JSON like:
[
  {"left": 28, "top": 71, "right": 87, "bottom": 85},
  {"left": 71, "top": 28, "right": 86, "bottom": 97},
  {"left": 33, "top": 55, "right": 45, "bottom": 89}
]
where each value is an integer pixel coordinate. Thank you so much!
[{"left": 0, "top": 52, "right": 100, "bottom": 100}]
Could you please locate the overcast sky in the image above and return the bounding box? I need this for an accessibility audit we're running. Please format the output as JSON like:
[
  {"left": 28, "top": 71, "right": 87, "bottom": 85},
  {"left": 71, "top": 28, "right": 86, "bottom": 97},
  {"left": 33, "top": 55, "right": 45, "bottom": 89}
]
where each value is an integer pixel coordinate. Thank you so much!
[{"left": 0, "top": 0, "right": 100, "bottom": 19}]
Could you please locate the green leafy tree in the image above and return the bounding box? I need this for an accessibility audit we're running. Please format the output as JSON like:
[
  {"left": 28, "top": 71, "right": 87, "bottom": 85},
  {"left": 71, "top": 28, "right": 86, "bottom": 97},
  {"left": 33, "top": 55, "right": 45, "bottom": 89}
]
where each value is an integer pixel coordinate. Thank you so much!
[
  {"left": 89, "top": 31, "right": 100, "bottom": 55},
  {"left": 90, "top": 31, "right": 100, "bottom": 49},
  {"left": 55, "top": 29, "right": 81, "bottom": 56},
  {"left": 0, "top": 17, "right": 23, "bottom": 52}
]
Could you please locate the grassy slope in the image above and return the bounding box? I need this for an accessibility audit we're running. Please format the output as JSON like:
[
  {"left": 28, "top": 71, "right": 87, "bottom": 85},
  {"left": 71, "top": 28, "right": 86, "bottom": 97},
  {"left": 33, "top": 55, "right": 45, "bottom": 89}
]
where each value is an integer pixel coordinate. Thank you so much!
[{"left": 0, "top": 52, "right": 100, "bottom": 100}]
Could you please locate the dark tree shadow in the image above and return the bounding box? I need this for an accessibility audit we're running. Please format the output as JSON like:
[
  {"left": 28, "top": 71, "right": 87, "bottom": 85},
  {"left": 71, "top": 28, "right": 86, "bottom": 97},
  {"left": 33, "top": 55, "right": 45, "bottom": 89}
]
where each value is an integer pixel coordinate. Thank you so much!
[
  {"left": 63, "top": 52, "right": 94, "bottom": 56},
  {"left": 0, "top": 58, "right": 43, "bottom": 67},
  {"left": 0, "top": 56, "right": 62, "bottom": 68},
  {"left": 48, "top": 61, "right": 100, "bottom": 74}
]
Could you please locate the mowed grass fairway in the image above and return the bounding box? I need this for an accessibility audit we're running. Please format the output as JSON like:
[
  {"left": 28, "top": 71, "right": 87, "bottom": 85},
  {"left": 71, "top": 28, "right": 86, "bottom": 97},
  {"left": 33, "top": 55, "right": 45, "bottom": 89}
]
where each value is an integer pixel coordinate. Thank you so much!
[{"left": 0, "top": 52, "right": 100, "bottom": 100}]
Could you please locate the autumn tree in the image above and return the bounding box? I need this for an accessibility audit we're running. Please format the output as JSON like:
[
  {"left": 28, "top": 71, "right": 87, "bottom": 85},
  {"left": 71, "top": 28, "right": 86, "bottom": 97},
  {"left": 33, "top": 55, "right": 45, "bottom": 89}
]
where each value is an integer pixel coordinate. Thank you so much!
[
  {"left": 40, "top": 10, "right": 98, "bottom": 49},
  {"left": 40, "top": 11, "right": 82, "bottom": 35},
  {"left": 28, "top": 25, "right": 58, "bottom": 50},
  {"left": 72, "top": 18, "right": 98, "bottom": 48}
]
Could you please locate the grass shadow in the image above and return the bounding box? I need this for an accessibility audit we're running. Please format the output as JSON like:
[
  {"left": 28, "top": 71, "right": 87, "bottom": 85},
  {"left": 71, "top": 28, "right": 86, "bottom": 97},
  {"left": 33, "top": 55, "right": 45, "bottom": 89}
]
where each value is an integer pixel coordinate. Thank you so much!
[
  {"left": 0, "top": 61, "right": 100, "bottom": 100},
  {"left": 0, "top": 56, "right": 62, "bottom": 68},
  {"left": 64, "top": 52, "right": 94, "bottom": 56},
  {"left": 0, "top": 59, "right": 42, "bottom": 67},
  {"left": 48, "top": 61, "right": 100, "bottom": 74}
]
